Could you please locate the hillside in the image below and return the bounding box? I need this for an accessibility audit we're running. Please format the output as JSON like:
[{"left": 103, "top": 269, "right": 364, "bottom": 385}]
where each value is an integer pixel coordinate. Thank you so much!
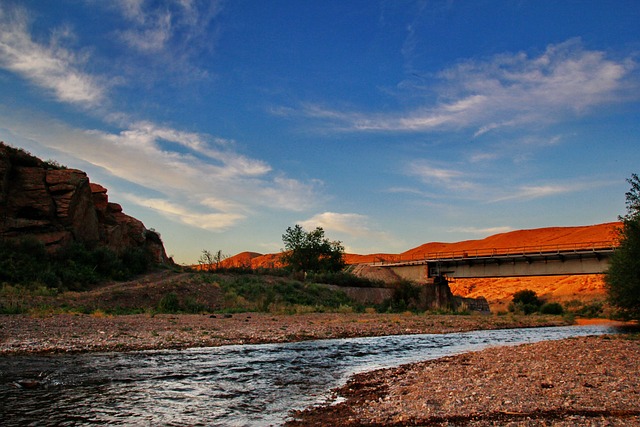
[
  {"left": 401, "top": 222, "right": 619, "bottom": 259},
  {"left": 224, "top": 222, "right": 620, "bottom": 310},
  {"left": 225, "top": 222, "right": 619, "bottom": 269}
]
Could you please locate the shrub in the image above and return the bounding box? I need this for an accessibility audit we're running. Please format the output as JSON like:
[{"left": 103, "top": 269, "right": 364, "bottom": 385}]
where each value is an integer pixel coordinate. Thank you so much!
[
  {"left": 512, "top": 289, "right": 541, "bottom": 306},
  {"left": 214, "top": 274, "right": 357, "bottom": 313},
  {"left": 377, "top": 280, "right": 421, "bottom": 313},
  {"left": 157, "top": 292, "right": 181, "bottom": 313},
  {"left": 306, "top": 271, "right": 384, "bottom": 288},
  {"left": 509, "top": 289, "right": 543, "bottom": 315},
  {"left": 575, "top": 301, "right": 605, "bottom": 318},
  {"left": 0, "top": 238, "right": 153, "bottom": 290},
  {"left": 540, "top": 302, "right": 564, "bottom": 315}
]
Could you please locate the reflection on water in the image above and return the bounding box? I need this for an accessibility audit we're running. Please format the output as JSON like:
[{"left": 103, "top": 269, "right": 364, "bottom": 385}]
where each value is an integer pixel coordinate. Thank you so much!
[{"left": 0, "top": 324, "right": 622, "bottom": 426}]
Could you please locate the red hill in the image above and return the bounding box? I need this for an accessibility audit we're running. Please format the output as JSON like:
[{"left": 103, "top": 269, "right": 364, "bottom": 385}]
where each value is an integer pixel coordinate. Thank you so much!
[
  {"left": 225, "top": 222, "right": 619, "bottom": 270},
  {"left": 222, "top": 222, "right": 620, "bottom": 310},
  {"left": 401, "top": 222, "right": 619, "bottom": 260}
]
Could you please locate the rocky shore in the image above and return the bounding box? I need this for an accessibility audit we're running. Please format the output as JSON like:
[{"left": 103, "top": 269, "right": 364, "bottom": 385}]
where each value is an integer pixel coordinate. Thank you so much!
[
  {"left": 2, "top": 313, "right": 637, "bottom": 426},
  {"left": 287, "top": 333, "right": 640, "bottom": 426},
  {"left": 0, "top": 312, "right": 568, "bottom": 355}
]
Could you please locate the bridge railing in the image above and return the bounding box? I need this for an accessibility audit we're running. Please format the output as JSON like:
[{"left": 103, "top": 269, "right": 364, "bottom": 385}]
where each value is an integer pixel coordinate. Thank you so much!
[{"left": 370, "top": 241, "right": 618, "bottom": 265}]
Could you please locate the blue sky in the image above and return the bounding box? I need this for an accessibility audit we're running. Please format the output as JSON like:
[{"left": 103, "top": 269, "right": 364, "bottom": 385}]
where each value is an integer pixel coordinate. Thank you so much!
[{"left": 0, "top": 1, "right": 638, "bottom": 264}]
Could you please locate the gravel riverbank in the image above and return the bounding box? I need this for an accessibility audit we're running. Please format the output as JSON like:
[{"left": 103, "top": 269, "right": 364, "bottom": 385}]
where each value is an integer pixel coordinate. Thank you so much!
[
  {"left": 0, "top": 312, "right": 569, "bottom": 355},
  {"left": 2, "top": 313, "right": 636, "bottom": 426},
  {"left": 287, "top": 334, "right": 640, "bottom": 426}
]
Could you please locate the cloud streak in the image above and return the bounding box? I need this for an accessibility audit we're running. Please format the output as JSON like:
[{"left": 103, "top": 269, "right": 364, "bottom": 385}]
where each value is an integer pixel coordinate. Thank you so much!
[
  {"left": 448, "top": 226, "right": 514, "bottom": 235},
  {"left": 0, "top": 3, "right": 318, "bottom": 233},
  {"left": 0, "top": 108, "right": 321, "bottom": 233},
  {"left": 295, "top": 39, "right": 637, "bottom": 135},
  {"left": 0, "top": 5, "right": 105, "bottom": 106},
  {"left": 407, "top": 160, "right": 478, "bottom": 194},
  {"left": 298, "top": 212, "right": 402, "bottom": 253}
]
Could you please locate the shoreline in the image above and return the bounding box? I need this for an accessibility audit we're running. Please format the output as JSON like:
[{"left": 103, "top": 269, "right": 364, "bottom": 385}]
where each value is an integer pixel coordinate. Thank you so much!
[
  {"left": 2, "top": 313, "right": 637, "bottom": 425},
  {"left": 0, "top": 312, "right": 574, "bottom": 356},
  {"left": 286, "top": 334, "right": 640, "bottom": 426}
]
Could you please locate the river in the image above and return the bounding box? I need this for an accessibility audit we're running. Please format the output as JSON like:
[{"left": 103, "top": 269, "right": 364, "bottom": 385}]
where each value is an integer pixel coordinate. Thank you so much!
[{"left": 0, "top": 324, "right": 622, "bottom": 426}]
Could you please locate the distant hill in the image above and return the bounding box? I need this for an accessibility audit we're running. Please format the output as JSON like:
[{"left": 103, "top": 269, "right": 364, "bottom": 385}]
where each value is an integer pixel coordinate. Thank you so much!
[
  {"left": 224, "top": 222, "right": 620, "bottom": 269},
  {"left": 222, "top": 222, "right": 620, "bottom": 311},
  {"left": 400, "top": 222, "right": 619, "bottom": 259}
]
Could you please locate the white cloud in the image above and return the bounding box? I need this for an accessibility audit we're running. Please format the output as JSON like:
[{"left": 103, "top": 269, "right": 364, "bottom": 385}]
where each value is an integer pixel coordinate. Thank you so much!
[
  {"left": 0, "top": 111, "right": 321, "bottom": 231},
  {"left": 296, "top": 39, "right": 637, "bottom": 134},
  {"left": 490, "top": 182, "right": 595, "bottom": 203},
  {"left": 448, "top": 226, "right": 514, "bottom": 235},
  {"left": 0, "top": 3, "right": 318, "bottom": 232},
  {"left": 298, "top": 212, "right": 402, "bottom": 253},
  {"left": 0, "top": 5, "right": 105, "bottom": 106},
  {"left": 299, "top": 212, "right": 372, "bottom": 237},
  {"left": 407, "top": 160, "right": 478, "bottom": 193},
  {"left": 121, "top": 193, "right": 244, "bottom": 231},
  {"left": 112, "top": 0, "right": 222, "bottom": 54},
  {"left": 403, "top": 156, "right": 616, "bottom": 205}
]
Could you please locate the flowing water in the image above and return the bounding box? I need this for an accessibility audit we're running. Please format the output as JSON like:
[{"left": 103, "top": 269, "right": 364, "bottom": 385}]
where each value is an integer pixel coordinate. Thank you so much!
[{"left": 0, "top": 324, "right": 623, "bottom": 426}]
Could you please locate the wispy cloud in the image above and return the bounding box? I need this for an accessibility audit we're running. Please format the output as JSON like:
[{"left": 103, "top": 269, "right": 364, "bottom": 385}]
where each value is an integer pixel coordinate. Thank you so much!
[
  {"left": 298, "top": 212, "right": 401, "bottom": 252},
  {"left": 0, "top": 111, "right": 321, "bottom": 231},
  {"left": 299, "top": 212, "right": 372, "bottom": 237},
  {"left": 407, "top": 160, "right": 478, "bottom": 193},
  {"left": 109, "top": 0, "right": 223, "bottom": 79},
  {"left": 488, "top": 179, "right": 617, "bottom": 203},
  {"left": 294, "top": 39, "right": 637, "bottom": 135},
  {"left": 122, "top": 193, "right": 245, "bottom": 231},
  {"left": 0, "top": 5, "right": 106, "bottom": 106},
  {"left": 403, "top": 156, "right": 616, "bottom": 205},
  {"left": 448, "top": 226, "right": 514, "bottom": 235},
  {"left": 0, "top": 2, "right": 317, "bottom": 232}
]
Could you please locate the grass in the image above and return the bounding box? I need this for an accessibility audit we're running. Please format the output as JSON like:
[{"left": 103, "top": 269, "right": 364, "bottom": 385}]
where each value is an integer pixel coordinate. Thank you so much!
[
  {"left": 207, "top": 274, "right": 362, "bottom": 314},
  {"left": 3, "top": 271, "right": 573, "bottom": 318}
]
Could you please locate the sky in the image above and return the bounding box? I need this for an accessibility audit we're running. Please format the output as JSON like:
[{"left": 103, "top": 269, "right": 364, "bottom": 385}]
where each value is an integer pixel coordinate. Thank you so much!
[{"left": 0, "top": 0, "right": 639, "bottom": 265}]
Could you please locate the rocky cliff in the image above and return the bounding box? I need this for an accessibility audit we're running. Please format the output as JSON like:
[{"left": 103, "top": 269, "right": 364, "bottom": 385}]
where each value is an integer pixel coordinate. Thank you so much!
[{"left": 0, "top": 142, "right": 171, "bottom": 264}]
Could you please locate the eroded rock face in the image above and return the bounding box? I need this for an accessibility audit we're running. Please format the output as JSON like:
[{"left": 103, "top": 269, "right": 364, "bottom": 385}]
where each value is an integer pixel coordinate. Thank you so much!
[{"left": 0, "top": 142, "right": 171, "bottom": 265}]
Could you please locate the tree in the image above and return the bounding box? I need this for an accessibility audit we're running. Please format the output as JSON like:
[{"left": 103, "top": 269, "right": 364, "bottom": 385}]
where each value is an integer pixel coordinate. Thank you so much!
[
  {"left": 198, "top": 249, "right": 228, "bottom": 272},
  {"left": 605, "top": 174, "right": 640, "bottom": 320},
  {"left": 509, "top": 289, "right": 542, "bottom": 315},
  {"left": 281, "top": 224, "right": 345, "bottom": 275}
]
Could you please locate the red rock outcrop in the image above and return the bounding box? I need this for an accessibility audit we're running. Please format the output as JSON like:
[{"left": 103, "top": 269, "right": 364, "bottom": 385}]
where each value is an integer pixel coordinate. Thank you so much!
[{"left": 0, "top": 142, "right": 171, "bottom": 265}]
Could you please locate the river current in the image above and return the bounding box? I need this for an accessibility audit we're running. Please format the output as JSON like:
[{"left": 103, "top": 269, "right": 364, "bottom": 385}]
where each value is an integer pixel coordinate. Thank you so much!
[{"left": 0, "top": 324, "right": 622, "bottom": 426}]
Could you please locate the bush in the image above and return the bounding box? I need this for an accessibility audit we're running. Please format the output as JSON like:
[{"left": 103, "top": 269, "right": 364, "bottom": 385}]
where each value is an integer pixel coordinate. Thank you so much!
[
  {"left": 215, "top": 274, "right": 357, "bottom": 313},
  {"left": 509, "top": 289, "right": 543, "bottom": 315},
  {"left": 540, "top": 302, "right": 564, "bottom": 315},
  {"left": 376, "top": 280, "right": 421, "bottom": 313},
  {"left": 306, "top": 271, "right": 384, "bottom": 288},
  {"left": 0, "top": 239, "right": 154, "bottom": 290},
  {"left": 512, "top": 289, "right": 541, "bottom": 306},
  {"left": 157, "top": 292, "right": 181, "bottom": 313}
]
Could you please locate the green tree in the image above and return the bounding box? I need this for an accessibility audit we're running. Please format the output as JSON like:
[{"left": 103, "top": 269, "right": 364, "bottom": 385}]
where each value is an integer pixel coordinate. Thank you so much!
[
  {"left": 281, "top": 225, "right": 345, "bottom": 275},
  {"left": 509, "top": 289, "right": 542, "bottom": 315},
  {"left": 605, "top": 174, "right": 640, "bottom": 320}
]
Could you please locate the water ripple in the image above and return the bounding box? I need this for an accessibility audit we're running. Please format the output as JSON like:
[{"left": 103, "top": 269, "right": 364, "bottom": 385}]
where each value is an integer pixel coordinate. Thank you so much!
[{"left": 0, "top": 324, "right": 621, "bottom": 426}]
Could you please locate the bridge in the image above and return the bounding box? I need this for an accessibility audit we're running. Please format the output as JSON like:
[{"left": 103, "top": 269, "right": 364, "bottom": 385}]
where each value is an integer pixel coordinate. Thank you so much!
[{"left": 369, "top": 241, "right": 617, "bottom": 282}]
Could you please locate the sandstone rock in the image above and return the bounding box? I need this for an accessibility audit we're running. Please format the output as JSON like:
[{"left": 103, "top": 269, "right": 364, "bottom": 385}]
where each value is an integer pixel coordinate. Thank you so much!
[
  {"left": 0, "top": 141, "right": 171, "bottom": 265},
  {"left": 90, "top": 183, "right": 108, "bottom": 212}
]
